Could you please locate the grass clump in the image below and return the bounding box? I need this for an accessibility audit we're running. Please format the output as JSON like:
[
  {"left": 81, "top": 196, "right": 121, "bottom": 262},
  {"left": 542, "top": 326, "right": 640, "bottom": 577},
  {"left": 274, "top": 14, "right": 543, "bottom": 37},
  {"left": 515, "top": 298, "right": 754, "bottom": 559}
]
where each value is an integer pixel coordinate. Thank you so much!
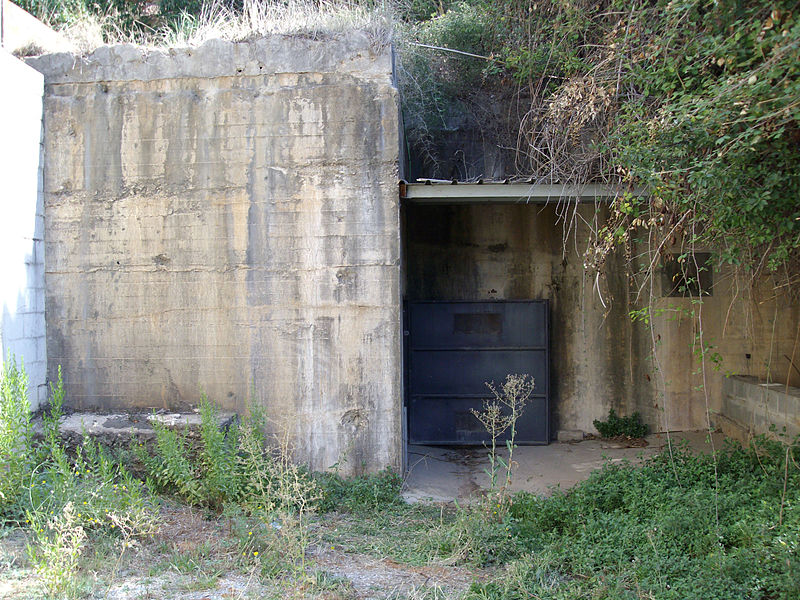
[
  {"left": 26, "top": 502, "right": 87, "bottom": 598},
  {"left": 15, "top": 0, "right": 395, "bottom": 52},
  {"left": 422, "top": 500, "right": 520, "bottom": 567},
  {"left": 593, "top": 408, "right": 649, "bottom": 439},
  {"left": 26, "top": 378, "right": 157, "bottom": 598},
  {"left": 316, "top": 467, "right": 404, "bottom": 513}
]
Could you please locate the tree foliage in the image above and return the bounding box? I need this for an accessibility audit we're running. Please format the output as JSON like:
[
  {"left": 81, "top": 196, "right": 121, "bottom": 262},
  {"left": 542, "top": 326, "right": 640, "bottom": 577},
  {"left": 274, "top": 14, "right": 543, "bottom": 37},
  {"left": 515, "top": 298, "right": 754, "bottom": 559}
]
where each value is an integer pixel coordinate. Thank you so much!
[
  {"left": 608, "top": 1, "right": 800, "bottom": 276},
  {"left": 399, "top": 0, "right": 800, "bottom": 282}
]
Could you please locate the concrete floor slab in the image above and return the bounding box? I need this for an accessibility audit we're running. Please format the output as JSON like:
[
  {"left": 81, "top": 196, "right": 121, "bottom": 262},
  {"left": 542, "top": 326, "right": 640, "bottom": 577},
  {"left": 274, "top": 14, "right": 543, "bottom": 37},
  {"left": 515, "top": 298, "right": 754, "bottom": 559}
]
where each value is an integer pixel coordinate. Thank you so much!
[{"left": 402, "top": 430, "right": 726, "bottom": 502}]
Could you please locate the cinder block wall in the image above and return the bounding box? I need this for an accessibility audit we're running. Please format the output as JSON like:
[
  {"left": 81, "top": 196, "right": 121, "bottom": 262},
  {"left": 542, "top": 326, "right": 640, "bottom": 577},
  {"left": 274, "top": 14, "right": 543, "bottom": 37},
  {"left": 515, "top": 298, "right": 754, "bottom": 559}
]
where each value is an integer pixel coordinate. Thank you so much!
[
  {"left": 0, "top": 49, "right": 47, "bottom": 409},
  {"left": 720, "top": 376, "right": 800, "bottom": 441},
  {"left": 27, "top": 36, "right": 401, "bottom": 473}
]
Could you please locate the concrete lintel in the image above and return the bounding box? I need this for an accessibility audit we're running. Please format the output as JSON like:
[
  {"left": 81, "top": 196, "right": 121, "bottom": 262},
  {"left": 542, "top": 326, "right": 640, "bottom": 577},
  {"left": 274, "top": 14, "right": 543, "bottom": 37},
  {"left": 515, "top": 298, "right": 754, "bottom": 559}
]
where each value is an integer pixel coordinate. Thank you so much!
[{"left": 401, "top": 182, "right": 642, "bottom": 204}]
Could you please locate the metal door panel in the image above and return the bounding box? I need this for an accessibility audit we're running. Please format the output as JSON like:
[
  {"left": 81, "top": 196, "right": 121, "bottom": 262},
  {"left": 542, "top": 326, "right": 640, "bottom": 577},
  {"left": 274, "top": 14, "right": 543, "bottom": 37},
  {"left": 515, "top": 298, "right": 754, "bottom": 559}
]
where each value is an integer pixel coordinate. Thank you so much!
[
  {"left": 409, "top": 396, "right": 549, "bottom": 444},
  {"left": 409, "top": 302, "right": 547, "bottom": 348},
  {"left": 410, "top": 350, "right": 548, "bottom": 396},
  {"left": 406, "top": 300, "right": 549, "bottom": 445}
]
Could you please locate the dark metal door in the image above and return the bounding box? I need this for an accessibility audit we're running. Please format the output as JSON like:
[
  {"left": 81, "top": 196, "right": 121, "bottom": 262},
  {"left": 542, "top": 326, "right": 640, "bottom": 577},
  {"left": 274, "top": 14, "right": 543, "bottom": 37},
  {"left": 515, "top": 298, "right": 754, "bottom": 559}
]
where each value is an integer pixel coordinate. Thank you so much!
[{"left": 406, "top": 300, "right": 549, "bottom": 445}]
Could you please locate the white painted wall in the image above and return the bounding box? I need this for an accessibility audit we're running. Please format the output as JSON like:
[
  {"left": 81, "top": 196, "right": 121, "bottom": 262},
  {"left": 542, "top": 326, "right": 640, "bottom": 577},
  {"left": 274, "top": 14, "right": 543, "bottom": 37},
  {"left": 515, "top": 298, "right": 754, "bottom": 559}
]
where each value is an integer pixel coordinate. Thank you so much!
[{"left": 0, "top": 48, "right": 46, "bottom": 409}]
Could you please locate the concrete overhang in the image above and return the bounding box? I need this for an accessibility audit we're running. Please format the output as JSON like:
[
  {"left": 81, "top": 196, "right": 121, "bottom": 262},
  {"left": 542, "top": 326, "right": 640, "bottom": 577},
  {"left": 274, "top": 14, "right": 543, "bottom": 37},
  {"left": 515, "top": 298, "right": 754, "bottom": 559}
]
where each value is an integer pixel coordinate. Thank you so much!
[{"left": 400, "top": 180, "right": 641, "bottom": 204}]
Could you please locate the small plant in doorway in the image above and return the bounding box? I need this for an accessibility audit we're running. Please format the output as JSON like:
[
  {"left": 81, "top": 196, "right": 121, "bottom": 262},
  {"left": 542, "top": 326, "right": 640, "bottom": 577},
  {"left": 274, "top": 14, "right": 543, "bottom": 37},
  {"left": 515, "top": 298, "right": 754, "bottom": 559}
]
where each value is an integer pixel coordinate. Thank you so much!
[
  {"left": 422, "top": 374, "right": 534, "bottom": 566},
  {"left": 593, "top": 408, "right": 649, "bottom": 440},
  {"left": 471, "top": 374, "right": 534, "bottom": 502}
]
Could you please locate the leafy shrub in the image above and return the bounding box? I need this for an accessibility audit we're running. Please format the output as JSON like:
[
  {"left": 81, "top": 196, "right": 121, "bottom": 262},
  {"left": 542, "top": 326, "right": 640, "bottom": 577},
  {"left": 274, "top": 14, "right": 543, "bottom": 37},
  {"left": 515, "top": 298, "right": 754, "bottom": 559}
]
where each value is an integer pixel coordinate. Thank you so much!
[
  {"left": 469, "top": 436, "right": 800, "bottom": 599},
  {"left": 593, "top": 408, "right": 649, "bottom": 439},
  {"left": 137, "top": 396, "right": 329, "bottom": 579},
  {"left": 137, "top": 397, "right": 320, "bottom": 514},
  {"left": 397, "top": 0, "right": 800, "bottom": 281},
  {"left": 137, "top": 414, "right": 204, "bottom": 504}
]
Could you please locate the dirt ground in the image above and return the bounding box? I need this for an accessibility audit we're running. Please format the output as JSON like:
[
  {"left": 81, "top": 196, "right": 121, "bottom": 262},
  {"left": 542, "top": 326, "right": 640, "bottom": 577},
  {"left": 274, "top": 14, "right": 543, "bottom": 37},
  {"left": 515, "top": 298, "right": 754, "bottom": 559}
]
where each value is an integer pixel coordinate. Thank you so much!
[
  {"left": 0, "top": 504, "right": 482, "bottom": 600},
  {"left": 1, "top": 433, "right": 723, "bottom": 599},
  {"left": 403, "top": 431, "right": 725, "bottom": 501}
]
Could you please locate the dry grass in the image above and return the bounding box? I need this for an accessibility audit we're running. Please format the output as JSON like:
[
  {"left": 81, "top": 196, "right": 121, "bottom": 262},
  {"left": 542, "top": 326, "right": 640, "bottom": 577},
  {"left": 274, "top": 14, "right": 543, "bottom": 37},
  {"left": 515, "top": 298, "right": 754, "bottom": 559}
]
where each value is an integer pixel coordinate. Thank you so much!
[
  {"left": 53, "top": 0, "right": 395, "bottom": 54},
  {"left": 0, "top": 503, "right": 478, "bottom": 599}
]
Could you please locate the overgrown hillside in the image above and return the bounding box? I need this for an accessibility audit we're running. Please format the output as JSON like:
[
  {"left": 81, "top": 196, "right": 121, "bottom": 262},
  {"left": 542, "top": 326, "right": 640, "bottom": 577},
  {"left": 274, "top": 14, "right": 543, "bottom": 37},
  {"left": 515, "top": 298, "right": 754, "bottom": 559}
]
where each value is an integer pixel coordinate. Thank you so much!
[
  {"left": 396, "top": 0, "right": 800, "bottom": 288},
  {"left": 14, "top": 0, "right": 800, "bottom": 286}
]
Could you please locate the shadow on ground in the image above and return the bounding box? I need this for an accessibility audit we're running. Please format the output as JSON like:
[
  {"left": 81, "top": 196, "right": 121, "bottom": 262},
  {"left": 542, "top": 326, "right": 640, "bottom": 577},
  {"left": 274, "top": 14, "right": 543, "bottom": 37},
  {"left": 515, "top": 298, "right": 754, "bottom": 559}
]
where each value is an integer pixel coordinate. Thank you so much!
[{"left": 403, "top": 430, "right": 725, "bottom": 502}]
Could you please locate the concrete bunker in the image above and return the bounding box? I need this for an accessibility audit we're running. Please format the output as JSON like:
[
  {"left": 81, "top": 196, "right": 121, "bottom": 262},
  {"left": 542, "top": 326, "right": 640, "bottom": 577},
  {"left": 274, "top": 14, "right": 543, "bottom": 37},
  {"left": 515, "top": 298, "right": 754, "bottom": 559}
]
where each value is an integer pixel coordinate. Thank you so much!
[{"left": 2, "top": 23, "right": 796, "bottom": 478}]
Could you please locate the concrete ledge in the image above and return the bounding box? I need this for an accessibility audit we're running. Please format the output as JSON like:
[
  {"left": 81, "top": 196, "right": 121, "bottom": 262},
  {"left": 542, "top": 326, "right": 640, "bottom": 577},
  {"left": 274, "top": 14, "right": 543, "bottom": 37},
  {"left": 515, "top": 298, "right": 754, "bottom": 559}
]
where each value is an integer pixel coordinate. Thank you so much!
[
  {"left": 711, "top": 412, "right": 749, "bottom": 445},
  {"left": 34, "top": 411, "right": 238, "bottom": 449},
  {"left": 721, "top": 376, "right": 800, "bottom": 441},
  {"left": 26, "top": 34, "right": 392, "bottom": 84},
  {"left": 557, "top": 429, "right": 585, "bottom": 443}
]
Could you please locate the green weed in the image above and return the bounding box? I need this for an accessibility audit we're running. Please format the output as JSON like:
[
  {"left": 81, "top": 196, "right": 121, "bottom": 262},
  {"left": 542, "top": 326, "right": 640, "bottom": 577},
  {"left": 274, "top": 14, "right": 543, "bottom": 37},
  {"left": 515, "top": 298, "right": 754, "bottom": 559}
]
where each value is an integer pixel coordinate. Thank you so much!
[
  {"left": 422, "top": 500, "right": 521, "bottom": 567},
  {"left": 138, "top": 396, "right": 320, "bottom": 515},
  {"left": 593, "top": 408, "right": 649, "bottom": 439},
  {"left": 316, "top": 467, "right": 404, "bottom": 513},
  {"left": 472, "top": 374, "right": 534, "bottom": 496},
  {"left": 1, "top": 360, "right": 159, "bottom": 597},
  {"left": 26, "top": 501, "right": 87, "bottom": 598},
  {"left": 419, "top": 375, "right": 534, "bottom": 567},
  {"left": 137, "top": 397, "right": 323, "bottom": 581},
  {"left": 0, "top": 355, "right": 33, "bottom": 521}
]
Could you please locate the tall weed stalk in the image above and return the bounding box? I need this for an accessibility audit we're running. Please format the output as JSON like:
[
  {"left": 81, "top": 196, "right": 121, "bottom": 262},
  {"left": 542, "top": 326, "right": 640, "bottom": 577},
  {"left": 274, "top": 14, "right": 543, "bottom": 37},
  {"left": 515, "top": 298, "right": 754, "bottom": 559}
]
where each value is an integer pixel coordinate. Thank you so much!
[
  {"left": 472, "top": 374, "right": 534, "bottom": 499},
  {"left": 0, "top": 354, "right": 33, "bottom": 520},
  {"left": 426, "top": 374, "right": 534, "bottom": 566}
]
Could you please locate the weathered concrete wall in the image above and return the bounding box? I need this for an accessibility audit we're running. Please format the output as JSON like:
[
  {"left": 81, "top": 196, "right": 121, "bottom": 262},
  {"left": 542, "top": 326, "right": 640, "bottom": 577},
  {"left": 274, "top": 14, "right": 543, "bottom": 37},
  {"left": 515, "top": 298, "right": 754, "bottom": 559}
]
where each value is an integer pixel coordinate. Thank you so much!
[
  {"left": 28, "top": 36, "right": 401, "bottom": 473},
  {"left": 649, "top": 267, "right": 800, "bottom": 433},
  {"left": 0, "top": 48, "right": 47, "bottom": 409},
  {"left": 404, "top": 203, "right": 800, "bottom": 436}
]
